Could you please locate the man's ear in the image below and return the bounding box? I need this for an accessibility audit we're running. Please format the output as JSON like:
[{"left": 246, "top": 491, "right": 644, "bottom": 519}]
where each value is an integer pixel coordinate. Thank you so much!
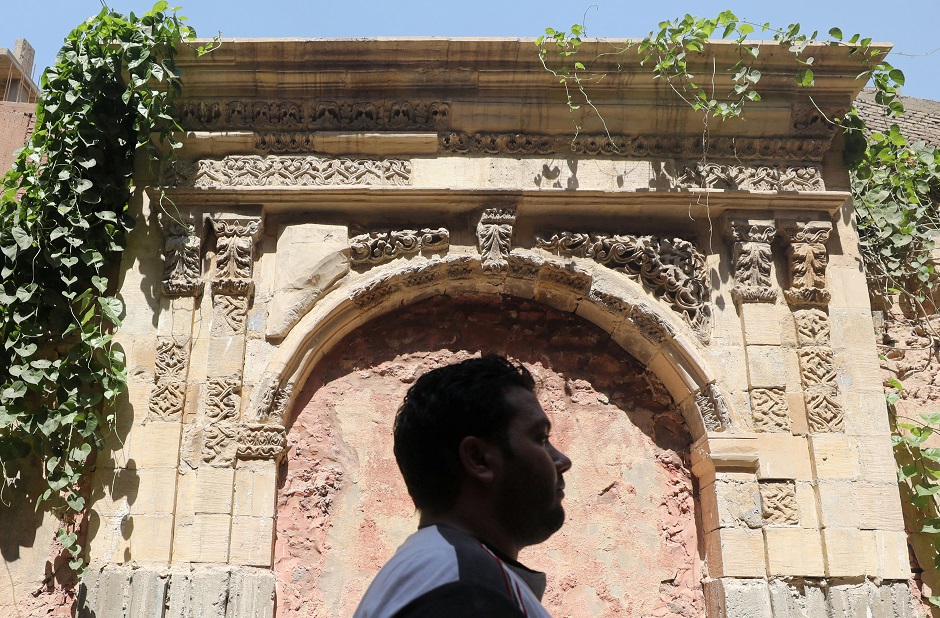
[{"left": 458, "top": 436, "right": 501, "bottom": 484}]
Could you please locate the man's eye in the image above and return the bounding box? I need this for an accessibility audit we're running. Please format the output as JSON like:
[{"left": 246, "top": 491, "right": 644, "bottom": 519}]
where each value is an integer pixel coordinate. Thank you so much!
[{"left": 538, "top": 434, "right": 551, "bottom": 445}]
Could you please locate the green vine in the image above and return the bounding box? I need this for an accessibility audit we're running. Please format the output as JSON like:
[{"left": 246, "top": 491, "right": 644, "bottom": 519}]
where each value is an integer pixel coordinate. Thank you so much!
[{"left": 0, "top": 2, "right": 197, "bottom": 576}]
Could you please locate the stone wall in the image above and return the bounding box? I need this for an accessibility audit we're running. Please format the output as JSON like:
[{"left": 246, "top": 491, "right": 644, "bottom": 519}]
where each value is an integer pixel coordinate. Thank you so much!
[{"left": 0, "top": 101, "right": 34, "bottom": 172}]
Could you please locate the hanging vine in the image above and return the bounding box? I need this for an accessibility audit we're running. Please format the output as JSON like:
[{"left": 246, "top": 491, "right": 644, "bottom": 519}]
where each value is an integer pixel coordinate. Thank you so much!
[{"left": 0, "top": 2, "right": 201, "bottom": 575}]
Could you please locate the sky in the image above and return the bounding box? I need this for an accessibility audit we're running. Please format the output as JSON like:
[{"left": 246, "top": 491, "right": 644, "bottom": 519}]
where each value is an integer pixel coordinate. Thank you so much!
[{"left": 1, "top": 0, "right": 938, "bottom": 100}]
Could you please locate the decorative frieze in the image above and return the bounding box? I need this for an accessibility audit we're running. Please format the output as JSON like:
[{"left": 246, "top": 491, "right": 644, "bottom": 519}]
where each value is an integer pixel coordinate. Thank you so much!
[
  {"left": 202, "top": 422, "right": 288, "bottom": 466},
  {"left": 750, "top": 387, "right": 790, "bottom": 432},
  {"left": 177, "top": 99, "right": 450, "bottom": 131},
  {"left": 170, "top": 156, "right": 413, "bottom": 188},
  {"left": 536, "top": 231, "right": 710, "bottom": 332},
  {"left": 159, "top": 215, "right": 203, "bottom": 297},
  {"left": 695, "top": 382, "right": 731, "bottom": 431},
  {"left": 439, "top": 132, "right": 830, "bottom": 161},
  {"left": 629, "top": 303, "right": 678, "bottom": 344},
  {"left": 759, "top": 481, "right": 799, "bottom": 525},
  {"left": 149, "top": 338, "right": 189, "bottom": 421},
  {"left": 477, "top": 208, "right": 517, "bottom": 273},
  {"left": 675, "top": 163, "right": 824, "bottom": 191},
  {"left": 349, "top": 228, "right": 450, "bottom": 266},
  {"left": 779, "top": 220, "right": 833, "bottom": 307},
  {"left": 726, "top": 219, "right": 777, "bottom": 304},
  {"left": 210, "top": 218, "right": 261, "bottom": 297}
]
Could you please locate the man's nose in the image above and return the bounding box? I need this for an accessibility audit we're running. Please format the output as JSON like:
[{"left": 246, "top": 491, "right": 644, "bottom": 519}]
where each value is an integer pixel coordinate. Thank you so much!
[{"left": 551, "top": 443, "right": 572, "bottom": 473}]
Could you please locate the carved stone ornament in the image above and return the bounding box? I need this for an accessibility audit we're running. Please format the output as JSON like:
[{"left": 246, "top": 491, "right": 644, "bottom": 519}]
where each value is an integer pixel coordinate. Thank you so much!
[
  {"left": 158, "top": 214, "right": 203, "bottom": 297},
  {"left": 206, "top": 375, "right": 242, "bottom": 422},
  {"left": 750, "top": 387, "right": 790, "bottom": 432},
  {"left": 759, "top": 481, "right": 800, "bottom": 525},
  {"left": 804, "top": 386, "right": 845, "bottom": 433},
  {"left": 675, "top": 163, "right": 824, "bottom": 191},
  {"left": 202, "top": 423, "right": 238, "bottom": 467},
  {"left": 439, "top": 132, "right": 831, "bottom": 162},
  {"left": 798, "top": 346, "right": 838, "bottom": 387},
  {"left": 477, "top": 208, "right": 517, "bottom": 273},
  {"left": 794, "top": 308, "right": 831, "bottom": 346},
  {"left": 537, "top": 231, "right": 710, "bottom": 332},
  {"left": 149, "top": 338, "right": 189, "bottom": 421},
  {"left": 237, "top": 424, "right": 288, "bottom": 460},
  {"left": 349, "top": 228, "right": 450, "bottom": 266},
  {"left": 177, "top": 99, "right": 450, "bottom": 132},
  {"left": 210, "top": 218, "right": 261, "bottom": 297},
  {"left": 694, "top": 382, "right": 731, "bottom": 431},
  {"left": 170, "top": 156, "right": 412, "bottom": 189},
  {"left": 251, "top": 380, "right": 294, "bottom": 425},
  {"left": 792, "top": 103, "right": 847, "bottom": 135},
  {"left": 779, "top": 220, "right": 833, "bottom": 307},
  {"left": 212, "top": 294, "right": 250, "bottom": 336},
  {"left": 727, "top": 219, "right": 777, "bottom": 304}
]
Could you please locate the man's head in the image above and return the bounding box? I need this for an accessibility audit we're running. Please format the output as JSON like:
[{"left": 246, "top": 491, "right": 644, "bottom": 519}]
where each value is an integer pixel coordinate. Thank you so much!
[{"left": 394, "top": 355, "right": 571, "bottom": 548}]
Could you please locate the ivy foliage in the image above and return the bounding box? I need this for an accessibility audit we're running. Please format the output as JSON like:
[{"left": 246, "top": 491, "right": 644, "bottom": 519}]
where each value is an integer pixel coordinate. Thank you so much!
[{"left": 0, "top": 2, "right": 196, "bottom": 574}]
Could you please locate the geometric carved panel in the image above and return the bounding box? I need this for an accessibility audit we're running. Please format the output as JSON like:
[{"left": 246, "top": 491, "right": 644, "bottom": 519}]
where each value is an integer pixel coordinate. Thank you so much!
[
  {"left": 759, "top": 481, "right": 800, "bottom": 525},
  {"left": 750, "top": 387, "right": 790, "bottom": 432}
]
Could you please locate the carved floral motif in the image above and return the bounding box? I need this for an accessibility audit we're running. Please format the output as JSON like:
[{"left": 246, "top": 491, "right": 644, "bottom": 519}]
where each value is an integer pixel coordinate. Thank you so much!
[
  {"left": 695, "top": 383, "right": 730, "bottom": 431},
  {"left": 210, "top": 218, "right": 261, "bottom": 297},
  {"left": 675, "top": 163, "right": 823, "bottom": 191},
  {"left": 536, "top": 231, "right": 709, "bottom": 332},
  {"left": 171, "top": 156, "right": 412, "bottom": 188},
  {"left": 780, "top": 220, "right": 833, "bottom": 307},
  {"left": 727, "top": 219, "right": 777, "bottom": 304},
  {"left": 177, "top": 99, "right": 450, "bottom": 131},
  {"left": 794, "top": 308, "right": 831, "bottom": 346},
  {"left": 159, "top": 215, "right": 203, "bottom": 297},
  {"left": 149, "top": 338, "right": 189, "bottom": 421},
  {"left": 203, "top": 423, "right": 238, "bottom": 466},
  {"left": 759, "top": 481, "right": 799, "bottom": 525},
  {"left": 349, "top": 228, "right": 450, "bottom": 265},
  {"left": 750, "top": 387, "right": 790, "bottom": 432},
  {"left": 805, "top": 386, "right": 844, "bottom": 433},
  {"left": 477, "top": 208, "right": 517, "bottom": 273}
]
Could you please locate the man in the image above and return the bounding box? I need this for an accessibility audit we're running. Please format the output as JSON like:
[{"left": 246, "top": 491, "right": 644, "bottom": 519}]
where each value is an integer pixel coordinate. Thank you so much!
[{"left": 354, "top": 355, "right": 572, "bottom": 618}]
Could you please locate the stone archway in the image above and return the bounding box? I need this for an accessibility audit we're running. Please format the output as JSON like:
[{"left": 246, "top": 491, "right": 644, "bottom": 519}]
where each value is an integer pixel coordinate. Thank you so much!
[{"left": 274, "top": 294, "right": 703, "bottom": 618}]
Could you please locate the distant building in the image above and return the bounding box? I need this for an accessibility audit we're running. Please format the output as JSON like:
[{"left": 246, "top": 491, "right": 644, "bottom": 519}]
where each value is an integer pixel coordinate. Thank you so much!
[{"left": 0, "top": 39, "right": 38, "bottom": 172}]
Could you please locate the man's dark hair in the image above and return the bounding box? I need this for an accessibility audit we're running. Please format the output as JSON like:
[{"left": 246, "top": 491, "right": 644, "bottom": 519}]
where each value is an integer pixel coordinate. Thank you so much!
[{"left": 393, "top": 355, "right": 536, "bottom": 512}]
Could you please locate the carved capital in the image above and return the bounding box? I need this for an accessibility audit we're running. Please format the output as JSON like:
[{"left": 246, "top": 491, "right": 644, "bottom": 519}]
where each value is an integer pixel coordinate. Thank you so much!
[
  {"left": 477, "top": 208, "right": 516, "bottom": 273},
  {"left": 210, "top": 217, "right": 262, "bottom": 297},
  {"left": 779, "top": 219, "right": 832, "bottom": 307},
  {"left": 349, "top": 228, "right": 449, "bottom": 266},
  {"left": 726, "top": 219, "right": 777, "bottom": 305},
  {"left": 159, "top": 215, "right": 203, "bottom": 297}
]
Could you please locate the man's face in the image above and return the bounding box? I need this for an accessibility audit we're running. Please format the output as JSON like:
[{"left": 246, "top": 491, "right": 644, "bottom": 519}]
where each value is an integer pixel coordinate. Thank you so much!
[{"left": 492, "top": 386, "right": 572, "bottom": 549}]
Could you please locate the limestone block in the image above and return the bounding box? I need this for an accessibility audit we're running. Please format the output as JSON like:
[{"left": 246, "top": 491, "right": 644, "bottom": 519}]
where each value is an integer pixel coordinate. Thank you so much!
[
  {"left": 703, "top": 343, "right": 750, "bottom": 396},
  {"left": 787, "top": 392, "right": 809, "bottom": 436},
  {"left": 808, "top": 434, "right": 860, "bottom": 479},
  {"left": 829, "top": 307, "right": 879, "bottom": 354},
  {"left": 704, "top": 577, "right": 772, "bottom": 618},
  {"left": 741, "top": 303, "right": 783, "bottom": 346},
  {"left": 649, "top": 351, "right": 698, "bottom": 404},
  {"left": 533, "top": 280, "right": 580, "bottom": 313},
  {"left": 713, "top": 480, "right": 763, "bottom": 531},
  {"left": 767, "top": 579, "right": 828, "bottom": 618},
  {"left": 127, "top": 567, "right": 169, "bottom": 617},
  {"left": 824, "top": 527, "right": 876, "bottom": 577},
  {"left": 611, "top": 320, "right": 658, "bottom": 366},
  {"left": 228, "top": 568, "right": 276, "bottom": 618},
  {"left": 828, "top": 263, "right": 874, "bottom": 310},
  {"left": 746, "top": 345, "right": 787, "bottom": 388},
  {"left": 166, "top": 565, "right": 232, "bottom": 618},
  {"left": 816, "top": 481, "right": 858, "bottom": 529},
  {"left": 234, "top": 460, "right": 278, "bottom": 519},
  {"left": 86, "top": 511, "right": 132, "bottom": 565},
  {"left": 121, "top": 422, "right": 182, "bottom": 469},
  {"left": 764, "top": 527, "right": 825, "bottom": 576},
  {"left": 842, "top": 388, "right": 890, "bottom": 436},
  {"left": 195, "top": 466, "right": 235, "bottom": 514},
  {"left": 130, "top": 514, "right": 174, "bottom": 562},
  {"left": 206, "top": 335, "right": 247, "bottom": 377},
  {"left": 858, "top": 436, "right": 902, "bottom": 484},
  {"left": 705, "top": 527, "right": 766, "bottom": 578},
  {"left": 175, "top": 468, "right": 197, "bottom": 517},
  {"left": 230, "top": 516, "right": 275, "bottom": 567},
  {"left": 753, "top": 434, "right": 812, "bottom": 480},
  {"left": 90, "top": 467, "right": 169, "bottom": 517},
  {"left": 170, "top": 297, "right": 197, "bottom": 340},
  {"left": 190, "top": 513, "right": 232, "bottom": 563},
  {"left": 794, "top": 482, "right": 820, "bottom": 529},
  {"left": 171, "top": 514, "right": 194, "bottom": 563},
  {"left": 855, "top": 483, "right": 906, "bottom": 531},
  {"left": 875, "top": 530, "right": 913, "bottom": 580}
]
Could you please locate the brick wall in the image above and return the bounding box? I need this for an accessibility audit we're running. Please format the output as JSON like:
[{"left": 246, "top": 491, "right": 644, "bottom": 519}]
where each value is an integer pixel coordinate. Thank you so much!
[{"left": 0, "top": 101, "right": 35, "bottom": 173}]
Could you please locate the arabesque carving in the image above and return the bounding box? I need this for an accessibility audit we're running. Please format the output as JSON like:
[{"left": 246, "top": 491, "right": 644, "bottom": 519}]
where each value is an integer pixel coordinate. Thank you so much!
[
  {"left": 149, "top": 338, "right": 188, "bottom": 421},
  {"left": 750, "top": 387, "right": 790, "bottom": 432},
  {"left": 203, "top": 423, "right": 238, "bottom": 467},
  {"left": 159, "top": 215, "right": 203, "bottom": 297},
  {"left": 536, "top": 231, "right": 709, "bottom": 332},
  {"left": 206, "top": 375, "right": 242, "bottom": 421},
  {"left": 477, "top": 208, "right": 517, "bottom": 273},
  {"left": 805, "top": 386, "right": 844, "bottom": 433},
  {"left": 252, "top": 380, "right": 294, "bottom": 424},
  {"left": 759, "top": 481, "right": 800, "bottom": 525},
  {"left": 210, "top": 218, "right": 261, "bottom": 297},
  {"left": 676, "top": 163, "right": 823, "bottom": 191},
  {"left": 798, "top": 347, "right": 838, "bottom": 387},
  {"left": 237, "top": 424, "right": 288, "bottom": 460},
  {"left": 212, "top": 294, "right": 250, "bottom": 335},
  {"left": 780, "top": 220, "right": 832, "bottom": 307},
  {"left": 794, "top": 308, "right": 832, "bottom": 345},
  {"left": 171, "top": 156, "right": 412, "bottom": 188},
  {"left": 177, "top": 99, "right": 450, "bottom": 131},
  {"left": 694, "top": 382, "right": 730, "bottom": 431},
  {"left": 439, "top": 132, "right": 830, "bottom": 161},
  {"left": 726, "top": 219, "right": 777, "bottom": 304},
  {"left": 349, "top": 228, "right": 450, "bottom": 265}
]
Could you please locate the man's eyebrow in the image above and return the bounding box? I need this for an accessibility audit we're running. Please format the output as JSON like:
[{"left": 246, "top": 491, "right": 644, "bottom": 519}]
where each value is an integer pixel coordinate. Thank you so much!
[{"left": 530, "top": 418, "right": 552, "bottom": 432}]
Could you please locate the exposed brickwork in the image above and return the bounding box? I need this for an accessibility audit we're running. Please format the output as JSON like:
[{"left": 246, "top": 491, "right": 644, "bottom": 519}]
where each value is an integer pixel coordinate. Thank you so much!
[
  {"left": 275, "top": 294, "right": 701, "bottom": 618},
  {"left": 0, "top": 101, "right": 35, "bottom": 172}
]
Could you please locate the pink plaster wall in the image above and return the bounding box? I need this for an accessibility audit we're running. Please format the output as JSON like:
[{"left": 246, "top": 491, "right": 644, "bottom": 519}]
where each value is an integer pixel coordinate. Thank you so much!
[{"left": 275, "top": 294, "right": 703, "bottom": 617}]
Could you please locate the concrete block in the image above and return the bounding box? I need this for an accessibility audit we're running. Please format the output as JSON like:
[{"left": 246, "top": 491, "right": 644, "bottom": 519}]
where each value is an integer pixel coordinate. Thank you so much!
[
  {"left": 229, "top": 568, "right": 276, "bottom": 618},
  {"left": 234, "top": 460, "right": 278, "bottom": 519},
  {"left": 875, "top": 530, "right": 913, "bottom": 580},
  {"left": 824, "top": 527, "right": 876, "bottom": 577},
  {"left": 746, "top": 345, "right": 787, "bottom": 388},
  {"left": 705, "top": 527, "right": 766, "bottom": 578},
  {"left": 741, "top": 303, "right": 783, "bottom": 346},
  {"left": 704, "top": 577, "right": 772, "bottom": 618},
  {"left": 767, "top": 578, "right": 828, "bottom": 618},
  {"left": 754, "top": 434, "right": 813, "bottom": 480},
  {"left": 84, "top": 565, "right": 129, "bottom": 618},
  {"left": 809, "top": 434, "right": 860, "bottom": 479},
  {"left": 765, "top": 527, "right": 825, "bottom": 577},
  {"left": 230, "top": 516, "right": 275, "bottom": 567},
  {"left": 195, "top": 466, "right": 235, "bottom": 514},
  {"left": 127, "top": 568, "right": 169, "bottom": 617}
]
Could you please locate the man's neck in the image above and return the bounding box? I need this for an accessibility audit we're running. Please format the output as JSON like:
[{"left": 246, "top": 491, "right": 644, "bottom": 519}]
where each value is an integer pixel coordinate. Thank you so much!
[{"left": 418, "top": 510, "right": 521, "bottom": 561}]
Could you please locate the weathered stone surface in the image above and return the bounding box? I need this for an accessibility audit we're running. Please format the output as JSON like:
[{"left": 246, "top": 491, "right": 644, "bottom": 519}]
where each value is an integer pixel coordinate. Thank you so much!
[
  {"left": 705, "top": 577, "right": 772, "bottom": 618},
  {"left": 767, "top": 578, "right": 828, "bottom": 618}
]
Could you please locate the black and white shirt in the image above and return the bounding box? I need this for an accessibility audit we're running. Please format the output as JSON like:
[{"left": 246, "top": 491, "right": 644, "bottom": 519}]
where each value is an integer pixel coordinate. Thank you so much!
[{"left": 354, "top": 525, "right": 553, "bottom": 618}]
